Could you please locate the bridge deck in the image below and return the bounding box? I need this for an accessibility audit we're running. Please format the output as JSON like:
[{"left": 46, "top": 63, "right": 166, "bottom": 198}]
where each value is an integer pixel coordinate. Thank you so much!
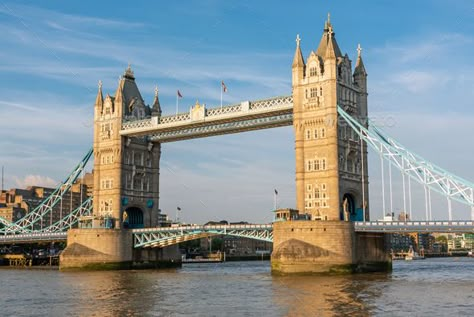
[
  {"left": 354, "top": 221, "right": 474, "bottom": 233},
  {"left": 1, "top": 221, "right": 473, "bottom": 245}
]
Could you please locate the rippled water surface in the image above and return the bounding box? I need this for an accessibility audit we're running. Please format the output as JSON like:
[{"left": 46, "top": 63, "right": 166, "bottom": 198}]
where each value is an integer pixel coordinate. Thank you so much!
[{"left": 1, "top": 258, "right": 474, "bottom": 316}]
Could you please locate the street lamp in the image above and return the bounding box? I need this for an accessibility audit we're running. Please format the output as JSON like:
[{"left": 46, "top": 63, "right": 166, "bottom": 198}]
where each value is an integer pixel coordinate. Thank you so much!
[{"left": 176, "top": 206, "right": 181, "bottom": 223}]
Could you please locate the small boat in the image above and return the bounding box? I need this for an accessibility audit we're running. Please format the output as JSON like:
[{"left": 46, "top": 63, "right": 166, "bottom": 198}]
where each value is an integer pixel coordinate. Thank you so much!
[{"left": 405, "top": 246, "right": 425, "bottom": 261}]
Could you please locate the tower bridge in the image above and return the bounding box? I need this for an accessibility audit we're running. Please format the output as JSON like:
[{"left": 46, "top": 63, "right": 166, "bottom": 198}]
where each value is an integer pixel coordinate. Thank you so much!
[{"left": 1, "top": 15, "right": 474, "bottom": 273}]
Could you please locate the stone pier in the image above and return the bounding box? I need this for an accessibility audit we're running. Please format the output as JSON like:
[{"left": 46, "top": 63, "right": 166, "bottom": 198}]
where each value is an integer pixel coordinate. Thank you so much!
[
  {"left": 271, "top": 221, "right": 391, "bottom": 274},
  {"left": 60, "top": 229, "right": 181, "bottom": 271}
]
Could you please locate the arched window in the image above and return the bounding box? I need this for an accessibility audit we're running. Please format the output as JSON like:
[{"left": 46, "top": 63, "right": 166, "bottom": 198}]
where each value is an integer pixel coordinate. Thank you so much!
[{"left": 314, "top": 160, "right": 320, "bottom": 170}]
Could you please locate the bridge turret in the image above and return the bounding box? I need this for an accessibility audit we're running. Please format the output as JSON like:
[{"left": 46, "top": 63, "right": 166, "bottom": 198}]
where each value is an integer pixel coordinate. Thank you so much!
[
  {"left": 323, "top": 29, "right": 338, "bottom": 80},
  {"left": 151, "top": 85, "right": 162, "bottom": 119},
  {"left": 353, "top": 44, "right": 367, "bottom": 90},
  {"left": 94, "top": 80, "right": 103, "bottom": 117},
  {"left": 292, "top": 34, "right": 305, "bottom": 85},
  {"left": 353, "top": 44, "right": 368, "bottom": 119}
]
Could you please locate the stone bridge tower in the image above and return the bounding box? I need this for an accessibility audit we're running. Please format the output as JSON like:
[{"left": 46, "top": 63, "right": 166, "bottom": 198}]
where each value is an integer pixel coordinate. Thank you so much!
[
  {"left": 60, "top": 67, "right": 180, "bottom": 270},
  {"left": 92, "top": 66, "right": 161, "bottom": 229},
  {"left": 271, "top": 15, "right": 389, "bottom": 274},
  {"left": 292, "top": 15, "right": 369, "bottom": 222}
]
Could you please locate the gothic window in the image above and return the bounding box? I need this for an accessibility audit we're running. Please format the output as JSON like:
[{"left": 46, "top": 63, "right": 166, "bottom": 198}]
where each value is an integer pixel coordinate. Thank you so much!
[
  {"left": 321, "top": 183, "right": 327, "bottom": 190},
  {"left": 309, "top": 67, "right": 317, "bottom": 77},
  {"left": 307, "top": 184, "right": 312, "bottom": 192},
  {"left": 314, "top": 188, "right": 320, "bottom": 199},
  {"left": 321, "top": 128, "right": 326, "bottom": 138},
  {"left": 134, "top": 153, "right": 141, "bottom": 166},
  {"left": 133, "top": 178, "right": 141, "bottom": 191},
  {"left": 310, "top": 88, "right": 317, "bottom": 98},
  {"left": 306, "top": 130, "right": 311, "bottom": 140},
  {"left": 347, "top": 159, "right": 353, "bottom": 173},
  {"left": 314, "top": 129, "right": 318, "bottom": 139},
  {"left": 320, "top": 87, "right": 323, "bottom": 96},
  {"left": 314, "top": 159, "right": 320, "bottom": 171},
  {"left": 146, "top": 154, "right": 151, "bottom": 167},
  {"left": 307, "top": 160, "right": 313, "bottom": 171},
  {"left": 321, "top": 159, "right": 327, "bottom": 170}
]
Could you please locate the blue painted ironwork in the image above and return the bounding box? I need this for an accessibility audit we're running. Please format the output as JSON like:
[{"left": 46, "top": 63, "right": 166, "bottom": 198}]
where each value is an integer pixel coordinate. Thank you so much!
[
  {"left": 0, "top": 148, "right": 93, "bottom": 233},
  {"left": 338, "top": 105, "right": 474, "bottom": 220},
  {"left": 132, "top": 224, "right": 274, "bottom": 248}
]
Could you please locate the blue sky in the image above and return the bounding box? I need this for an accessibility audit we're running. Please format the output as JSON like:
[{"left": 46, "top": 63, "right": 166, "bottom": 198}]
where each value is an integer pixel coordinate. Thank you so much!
[{"left": 0, "top": 1, "right": 473, "bottom": 223}]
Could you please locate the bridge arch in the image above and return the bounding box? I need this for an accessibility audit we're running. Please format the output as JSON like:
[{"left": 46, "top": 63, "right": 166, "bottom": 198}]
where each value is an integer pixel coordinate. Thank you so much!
[
  {"left": 123, "top": 207, "right": 144, "bottom": 229},
  {"left": 341, "top": 193, "right": 357, "bottom": 221}
]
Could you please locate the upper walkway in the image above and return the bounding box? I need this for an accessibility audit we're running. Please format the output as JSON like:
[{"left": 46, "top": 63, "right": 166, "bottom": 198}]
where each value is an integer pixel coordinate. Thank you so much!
[{"left": 120, "top": 96, "right": 293, "bottom": 142}]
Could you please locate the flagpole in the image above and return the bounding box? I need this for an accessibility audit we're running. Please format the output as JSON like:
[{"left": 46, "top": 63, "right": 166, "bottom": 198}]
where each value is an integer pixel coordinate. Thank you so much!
[
  {"left": 220, "top": 83, "right": 223, "bottom": 109},
  {"left": 176, "top": 94, "right": 178, "bottom": 115},
  {"left": 274, "top": 190, "right": 277, "bottom": 210}
]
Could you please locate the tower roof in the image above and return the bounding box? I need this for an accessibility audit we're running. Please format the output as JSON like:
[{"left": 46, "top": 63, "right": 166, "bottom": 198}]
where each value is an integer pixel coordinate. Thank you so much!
[
  {"left": 114, "top": 65, "right": 145, "bottom": 115},
  {"left": 316, "top": 13, "right": 342, "bottom": 59},
  {"left": 292, "top": 34, "right": 305, "bottom": 68}
]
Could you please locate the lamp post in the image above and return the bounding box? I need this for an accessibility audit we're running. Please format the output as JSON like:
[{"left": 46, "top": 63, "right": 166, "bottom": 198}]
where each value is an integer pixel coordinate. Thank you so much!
[{"left": 176, "top": 206, "right": 181, "bottom": 223}]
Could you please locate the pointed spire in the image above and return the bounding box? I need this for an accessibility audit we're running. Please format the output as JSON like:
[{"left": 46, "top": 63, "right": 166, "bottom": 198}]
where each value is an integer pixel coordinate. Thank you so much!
[
  {"left": 316, "top": 13, "right": 342, "bottom": 59},
  {"left": 354, "top": 44, "right": 367, "bottom": 76},
  {"left": 95, "top": 80, "right": 103, "bottom": 108},
  {"left": 123, "top": 63, "right": 135, "bottom": 80},
  {"left": 292, "top": 34, "right": 305, "bottom": 68},
  {"left": 152, "top": 85, "right": 162, "bottom": 117}
]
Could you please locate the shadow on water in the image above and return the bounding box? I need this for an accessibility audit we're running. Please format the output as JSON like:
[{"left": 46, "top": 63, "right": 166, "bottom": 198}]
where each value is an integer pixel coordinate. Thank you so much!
[
  {"left": 272, "top": 273, "right": 390, "bottom": 316},
  {"left": 63, "top": 269, "right": 180, "bottom": 317}
]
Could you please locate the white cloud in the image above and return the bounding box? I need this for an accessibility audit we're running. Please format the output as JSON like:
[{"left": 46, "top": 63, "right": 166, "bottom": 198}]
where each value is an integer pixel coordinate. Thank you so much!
[{"left": 13, "top": 175, "right": 58, "bottom": 188}]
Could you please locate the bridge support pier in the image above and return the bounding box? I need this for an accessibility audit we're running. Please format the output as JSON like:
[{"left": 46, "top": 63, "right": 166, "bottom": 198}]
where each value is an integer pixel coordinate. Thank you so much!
[
  {"left": 59, "top": 229, "right": 181, "bottom": 270},
  {"left": 271, "top": 221, "right": 391, "bottom": 274}
]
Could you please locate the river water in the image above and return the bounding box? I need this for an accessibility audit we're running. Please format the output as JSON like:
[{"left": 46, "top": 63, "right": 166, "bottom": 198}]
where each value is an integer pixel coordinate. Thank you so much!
[{"left": 1, "top": 258, "right": 473, "bottom": 316}]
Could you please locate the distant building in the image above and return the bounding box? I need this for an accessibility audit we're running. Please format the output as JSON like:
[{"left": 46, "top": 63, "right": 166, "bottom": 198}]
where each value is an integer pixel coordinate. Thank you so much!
[
  {"left": 417, "top": 233, "right": 435, "bottom": 252},
  {"left": 0, "top": 181, "right": 91, "bottom": 228},
  {"left": 387, "top": 233, "right": 415, "bottom": 252},
  {"left": 158, "top": 212, "right": 172, "bottom": 227}
]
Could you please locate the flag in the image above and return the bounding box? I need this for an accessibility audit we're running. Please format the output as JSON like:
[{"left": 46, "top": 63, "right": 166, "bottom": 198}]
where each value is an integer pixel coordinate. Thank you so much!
[
  {"left": 177, "top": 207, "right": 181, "bottom": 211},
  {"left": 177, "top": 90, "right": 183, "bottom": 98},
  {"left": 274, "top": 189, "right": 278, "bottom": 195},
  {"left": 221, "top": 81, "right": 227, "bottom": 93}
]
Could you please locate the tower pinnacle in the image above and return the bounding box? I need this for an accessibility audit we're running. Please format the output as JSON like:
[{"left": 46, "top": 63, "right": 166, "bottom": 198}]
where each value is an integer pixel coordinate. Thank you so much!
[
  {"left": 292, "top": 34, "right": 305, "bottom": 68},
  {"left": 354, "top": 43, "right": 367, "bottom": 76},
  {"left": 95, "top": 80, "right": 103, "bottom": 108},
  {"left": 152, "top": 85, "right": 162, "bottom": 117}
]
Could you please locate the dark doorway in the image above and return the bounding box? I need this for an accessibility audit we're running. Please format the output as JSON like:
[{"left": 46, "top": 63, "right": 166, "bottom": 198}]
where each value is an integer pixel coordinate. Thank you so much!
[
  {"left": 123, "top": 207, "right": 144, "bottom": 229},
  {"left": 341, "top": 193, "right": 356, "bottom": 221}
]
